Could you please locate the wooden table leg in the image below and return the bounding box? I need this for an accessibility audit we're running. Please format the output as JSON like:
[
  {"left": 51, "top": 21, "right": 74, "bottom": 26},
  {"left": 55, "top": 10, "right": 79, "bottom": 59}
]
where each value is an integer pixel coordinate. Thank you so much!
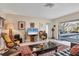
[{"left": 55, "top": 47, "right": 58, "bottom": 52}]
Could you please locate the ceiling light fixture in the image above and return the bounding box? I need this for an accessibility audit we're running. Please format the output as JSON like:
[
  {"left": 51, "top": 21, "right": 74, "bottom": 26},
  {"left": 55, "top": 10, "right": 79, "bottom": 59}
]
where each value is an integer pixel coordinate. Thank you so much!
[{"left": 44, "top": 3, "right": 54, "bottom": 8}]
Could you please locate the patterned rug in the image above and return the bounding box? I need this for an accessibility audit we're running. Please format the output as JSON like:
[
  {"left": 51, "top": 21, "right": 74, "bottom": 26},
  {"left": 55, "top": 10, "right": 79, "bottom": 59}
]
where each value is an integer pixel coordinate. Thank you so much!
[{"left": 54, "top": 48, "right": 70, "bottom": 56}]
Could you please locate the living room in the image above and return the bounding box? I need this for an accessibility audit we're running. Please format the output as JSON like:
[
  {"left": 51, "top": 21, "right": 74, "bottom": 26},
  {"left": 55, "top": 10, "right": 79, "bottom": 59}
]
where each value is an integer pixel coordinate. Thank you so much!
[{"left": 0, "top": 3, "right": 79, "bottom": 56}]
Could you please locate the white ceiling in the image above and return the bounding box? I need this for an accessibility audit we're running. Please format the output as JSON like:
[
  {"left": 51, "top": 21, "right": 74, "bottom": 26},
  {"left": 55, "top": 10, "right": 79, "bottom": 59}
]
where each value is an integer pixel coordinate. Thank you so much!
[{"left": 0, "top": 3, "right": 79, "bottom": 19}]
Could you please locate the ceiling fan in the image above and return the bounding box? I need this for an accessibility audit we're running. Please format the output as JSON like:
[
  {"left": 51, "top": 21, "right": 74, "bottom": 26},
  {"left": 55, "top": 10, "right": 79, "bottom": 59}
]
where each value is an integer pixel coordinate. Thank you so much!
[{"left": 44, "top": 3, "right": 55, "bottom": 8}]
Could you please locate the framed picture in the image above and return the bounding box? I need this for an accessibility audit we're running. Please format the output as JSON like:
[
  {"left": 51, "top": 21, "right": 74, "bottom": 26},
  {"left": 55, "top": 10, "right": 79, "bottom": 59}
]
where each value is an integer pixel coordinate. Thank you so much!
[
  {"left": 30, "top": 22, "right": 35, "bottom": 28},
  {"left": 18, "top": 21, "right": 25, "bottom": 30}
]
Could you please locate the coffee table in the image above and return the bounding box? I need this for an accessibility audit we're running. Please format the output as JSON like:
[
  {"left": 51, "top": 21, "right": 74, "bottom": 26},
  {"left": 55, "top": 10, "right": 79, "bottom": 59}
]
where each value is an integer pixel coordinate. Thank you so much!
[{"left": 33, "top": 42, "right": 60, "bottom": 56}]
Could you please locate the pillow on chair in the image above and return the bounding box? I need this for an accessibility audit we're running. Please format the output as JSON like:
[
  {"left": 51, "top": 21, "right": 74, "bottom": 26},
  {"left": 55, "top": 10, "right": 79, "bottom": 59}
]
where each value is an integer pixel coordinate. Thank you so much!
[
  {"left": 20, "top": 45, "right": 33, "bottom": 56},
  {"left": 71, "top": 43, "right": 79, "bottom": 56}
]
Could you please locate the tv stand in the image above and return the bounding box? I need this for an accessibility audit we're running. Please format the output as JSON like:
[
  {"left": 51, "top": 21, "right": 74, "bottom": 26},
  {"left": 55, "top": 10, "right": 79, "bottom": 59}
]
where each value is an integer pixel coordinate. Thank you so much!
[{"left": 29, "top": 35, "right": 38, "bottom": 42}]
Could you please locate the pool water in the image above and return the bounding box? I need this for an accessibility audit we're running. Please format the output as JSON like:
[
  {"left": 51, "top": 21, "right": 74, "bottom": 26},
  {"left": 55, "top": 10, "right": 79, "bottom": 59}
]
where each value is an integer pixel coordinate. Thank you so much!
[{"left": 59, "top": 34, "right": 79, "bottom": 43}]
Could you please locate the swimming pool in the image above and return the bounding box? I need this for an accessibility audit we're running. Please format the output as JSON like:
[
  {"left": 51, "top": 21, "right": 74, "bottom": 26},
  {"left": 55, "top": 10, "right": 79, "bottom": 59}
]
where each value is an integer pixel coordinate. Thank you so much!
[{"left": 59, "top": 33, "right": 79, "bottom": 42}]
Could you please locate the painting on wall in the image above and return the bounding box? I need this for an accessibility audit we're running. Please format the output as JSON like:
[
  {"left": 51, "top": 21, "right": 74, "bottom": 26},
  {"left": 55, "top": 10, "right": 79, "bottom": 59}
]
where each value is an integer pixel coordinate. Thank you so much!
[
  {"left": 30, "top": 22, "right": 35, "bottom": 28},
  {"left": 18, "top": 21, "right": 25, "bottom": 30}
]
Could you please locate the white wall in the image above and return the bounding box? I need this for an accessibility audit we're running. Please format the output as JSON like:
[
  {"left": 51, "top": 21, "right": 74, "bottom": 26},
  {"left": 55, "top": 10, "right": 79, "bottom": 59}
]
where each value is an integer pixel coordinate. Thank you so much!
[{"left": 2, "top": 14, "right": 52, "bottom": 41}]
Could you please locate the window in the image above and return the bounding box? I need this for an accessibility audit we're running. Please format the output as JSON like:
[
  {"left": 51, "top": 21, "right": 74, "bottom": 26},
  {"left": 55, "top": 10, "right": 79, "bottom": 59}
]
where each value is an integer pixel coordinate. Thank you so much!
[{"left": 59, "top": 20, "right": 79, "bottom": 42}]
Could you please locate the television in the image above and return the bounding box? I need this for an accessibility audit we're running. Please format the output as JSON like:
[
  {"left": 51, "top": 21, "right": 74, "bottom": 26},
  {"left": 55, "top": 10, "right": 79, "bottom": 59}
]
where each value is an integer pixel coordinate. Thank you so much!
[{"left": 27, "top": 28, "right": 38, "bottom": 35}]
